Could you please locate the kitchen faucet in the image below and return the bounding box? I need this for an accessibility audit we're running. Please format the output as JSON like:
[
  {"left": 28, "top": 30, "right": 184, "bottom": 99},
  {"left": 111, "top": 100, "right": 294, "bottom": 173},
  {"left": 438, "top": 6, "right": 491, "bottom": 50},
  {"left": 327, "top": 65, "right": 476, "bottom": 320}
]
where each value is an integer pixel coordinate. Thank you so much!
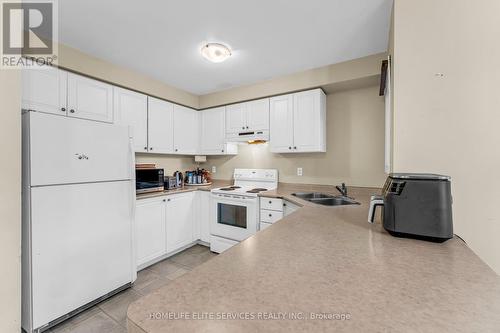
[{"left": 336, "top": 183, "right": 348, "bottom": 197}]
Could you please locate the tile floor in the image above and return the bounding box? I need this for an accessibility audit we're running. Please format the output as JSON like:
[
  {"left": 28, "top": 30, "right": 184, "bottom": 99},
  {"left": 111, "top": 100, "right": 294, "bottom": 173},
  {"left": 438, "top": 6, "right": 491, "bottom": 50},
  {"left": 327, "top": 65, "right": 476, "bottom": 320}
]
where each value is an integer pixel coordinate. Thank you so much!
[{"left": 47, "top": 244, "right": 216, "bottom": 332}]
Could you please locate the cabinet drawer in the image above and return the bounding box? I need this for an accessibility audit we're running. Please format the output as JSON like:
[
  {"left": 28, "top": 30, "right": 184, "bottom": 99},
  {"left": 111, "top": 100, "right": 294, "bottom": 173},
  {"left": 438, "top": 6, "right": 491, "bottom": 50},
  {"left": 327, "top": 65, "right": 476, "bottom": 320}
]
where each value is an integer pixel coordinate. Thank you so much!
[
  {"left": 260, "top": 209, "right": 283, "bottom": 223},
  {"left": 260, "top": 197, "right": 283, "bottom": 211}
]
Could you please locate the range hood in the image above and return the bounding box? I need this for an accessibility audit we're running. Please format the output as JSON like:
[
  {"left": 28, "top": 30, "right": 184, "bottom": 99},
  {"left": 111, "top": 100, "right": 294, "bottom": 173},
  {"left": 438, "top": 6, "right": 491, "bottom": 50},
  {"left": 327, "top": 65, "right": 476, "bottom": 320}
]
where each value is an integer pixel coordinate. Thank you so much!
[{"left": 226, "top": 130, "right": 269, "bottom": 143}]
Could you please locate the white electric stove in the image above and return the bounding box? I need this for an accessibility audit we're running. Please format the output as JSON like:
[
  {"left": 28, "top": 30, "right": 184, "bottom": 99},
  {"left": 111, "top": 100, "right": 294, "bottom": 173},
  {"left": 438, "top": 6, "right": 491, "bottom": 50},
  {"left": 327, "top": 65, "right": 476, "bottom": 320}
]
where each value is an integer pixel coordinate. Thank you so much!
[{"left": 210, "top": 169, "right": 278, "bottom": 253}]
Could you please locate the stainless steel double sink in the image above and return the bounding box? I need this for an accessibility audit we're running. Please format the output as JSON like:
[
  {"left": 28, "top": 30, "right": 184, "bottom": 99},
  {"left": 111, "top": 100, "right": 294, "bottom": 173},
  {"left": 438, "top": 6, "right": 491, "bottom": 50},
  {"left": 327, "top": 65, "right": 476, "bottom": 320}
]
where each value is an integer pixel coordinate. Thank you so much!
[{"left": 292, "top": 192, "right": 360, "bottom": 206}]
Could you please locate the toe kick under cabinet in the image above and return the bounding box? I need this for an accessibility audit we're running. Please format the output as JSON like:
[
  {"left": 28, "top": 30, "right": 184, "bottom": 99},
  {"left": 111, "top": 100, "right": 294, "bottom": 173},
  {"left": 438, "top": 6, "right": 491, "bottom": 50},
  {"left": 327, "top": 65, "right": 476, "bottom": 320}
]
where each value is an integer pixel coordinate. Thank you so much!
[{"left": 259, "top": 197, "right": 300, "bottom": 230}]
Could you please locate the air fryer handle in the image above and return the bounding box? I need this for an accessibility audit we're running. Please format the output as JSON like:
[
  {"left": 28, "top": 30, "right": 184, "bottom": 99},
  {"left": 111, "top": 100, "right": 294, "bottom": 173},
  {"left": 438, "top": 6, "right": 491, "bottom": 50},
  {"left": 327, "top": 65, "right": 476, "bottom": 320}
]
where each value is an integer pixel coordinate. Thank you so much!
[{"left": 368, "top": 195, "right": 384, "bottom": 224}]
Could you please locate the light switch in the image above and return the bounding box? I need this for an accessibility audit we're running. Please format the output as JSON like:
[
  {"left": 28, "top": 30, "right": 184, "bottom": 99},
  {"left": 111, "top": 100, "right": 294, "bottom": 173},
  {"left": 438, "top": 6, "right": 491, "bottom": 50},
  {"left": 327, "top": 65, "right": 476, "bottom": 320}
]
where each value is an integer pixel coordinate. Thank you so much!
[
  {"left": 212, "top": 166, "right": 216, "bottom": 173},
  {"left": 297, "top": 167, "right": 303, "bottom": 176}
]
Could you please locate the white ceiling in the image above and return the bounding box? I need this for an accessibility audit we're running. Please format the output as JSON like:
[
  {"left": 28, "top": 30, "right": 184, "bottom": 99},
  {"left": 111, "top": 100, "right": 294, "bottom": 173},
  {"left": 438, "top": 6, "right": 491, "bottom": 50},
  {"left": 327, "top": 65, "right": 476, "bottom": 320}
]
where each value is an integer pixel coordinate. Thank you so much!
[{"left": 59, "top": 0, "right": 392, "bottom": 95}]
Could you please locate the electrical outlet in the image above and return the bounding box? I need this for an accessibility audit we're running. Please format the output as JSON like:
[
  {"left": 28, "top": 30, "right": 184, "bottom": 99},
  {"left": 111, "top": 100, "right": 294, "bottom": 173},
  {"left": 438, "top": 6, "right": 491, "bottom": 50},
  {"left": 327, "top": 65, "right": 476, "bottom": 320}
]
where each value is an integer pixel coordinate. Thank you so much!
[
  {"left": 212, "top": 166, "right": 216, "bottom": 173},
  {"left": 297, "top": 167, "right": 303, "bottom": 176}
]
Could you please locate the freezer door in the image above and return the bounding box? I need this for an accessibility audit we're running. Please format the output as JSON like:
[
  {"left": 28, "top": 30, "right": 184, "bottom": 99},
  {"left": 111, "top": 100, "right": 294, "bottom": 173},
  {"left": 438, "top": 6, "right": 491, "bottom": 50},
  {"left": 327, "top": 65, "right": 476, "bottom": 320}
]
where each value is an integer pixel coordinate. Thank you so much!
[
  {"left": 28, "top": 112, "right": 132, "bottom": 186},
  {"left": 30, "top": 181, "right": 133, "bottom": 329}
]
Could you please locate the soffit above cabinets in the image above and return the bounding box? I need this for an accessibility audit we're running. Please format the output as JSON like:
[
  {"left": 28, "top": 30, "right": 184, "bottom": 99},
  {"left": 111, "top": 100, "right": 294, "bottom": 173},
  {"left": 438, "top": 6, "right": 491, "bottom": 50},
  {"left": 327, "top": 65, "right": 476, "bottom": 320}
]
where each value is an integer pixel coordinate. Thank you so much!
[{"left": 59, "top": 0, "right": 393, "bottom": 95}]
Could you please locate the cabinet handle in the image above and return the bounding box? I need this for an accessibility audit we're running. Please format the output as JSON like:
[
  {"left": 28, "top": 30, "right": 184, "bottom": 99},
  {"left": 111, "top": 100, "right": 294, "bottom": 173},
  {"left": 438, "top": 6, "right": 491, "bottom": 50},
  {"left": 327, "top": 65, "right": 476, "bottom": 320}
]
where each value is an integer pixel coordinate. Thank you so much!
[
  {"left": 242, "top": 126, "right": 245, "bottom": 129},
  {"left": 283, "top": 203, "right": 287, "bottom": 206},
  {"left": 288, "top": 146, "right": 292, "bottom": 150},
  {"left": 70, "top": 109, "right": 75, "bottom": 113},
  {"left": 294, "top": 146, "right": 297, "bottom": 150},
  {"left": 167, "top": 198, "right": 171, "bottom": 202},
  {"left": 221, "top": 149, "right": 224, "bottom": 153},
  {"left": 175, "top": 148, "right": 178, "bottom": 152},
  {"left": 61, "top": 107, "right": 66, "bottom": 112},
  {"left": 144, "top": 147, "right": 147, "bottom": 150},
  {"left": 268, "top": 201, "right": 272, "bottom": 204},
  {"left": 150, "top": 147, "right": 153, "bottom": 151},
  {"left": 162, "top": 199, "right": 166, "bottom": 202},
  {"left": 268, "top": 213, "right": 272, "bottom": 217},
  {"left": 246, "top": 126, "right": 249, "bottom": 129}
]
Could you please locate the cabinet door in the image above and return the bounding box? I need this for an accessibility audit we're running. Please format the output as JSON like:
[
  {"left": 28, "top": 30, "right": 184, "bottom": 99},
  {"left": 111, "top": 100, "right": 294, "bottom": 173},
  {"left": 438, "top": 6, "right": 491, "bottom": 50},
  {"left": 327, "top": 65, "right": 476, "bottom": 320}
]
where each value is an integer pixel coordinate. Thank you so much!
[
  {"left": 293, "top": 89, "right": 326, "bottom": 152},
  {"left": 200, "top": 107, "right": 226, "bottom": 155},
  {"left": 67, "top": 73, "right": 113, "bottom": 123},
  {"left": 22, "top": 66, "right": 67, "bottom": 115},
  {"left": 136, "top": 197, "right": 167, "bottom": 267},
  {"left": 114, "top": 87, "right": 148, "bottom": 153},
  {"left": 199, "top": 191, "right": 211, "bottom": 243},
  {"left": 269, "top": 94, "right": 294, "bottom": 153},
  {"left": 148, "top": 97, "right": 174, "bottom": 154},
  {"left": 166, "top": 192, "right": 194, "bottom": 253},
  {"left": 283, "top": 200, "right": 300, "bottom": 216},
  {"left": 225, "top": 102, "right": 247, "bottom": 133},
  {"left": 246, "top": 98, "right": 269, "bottom": 131},
  {"left": 173, "top": 105, "right": 199, "bottom": 154}
]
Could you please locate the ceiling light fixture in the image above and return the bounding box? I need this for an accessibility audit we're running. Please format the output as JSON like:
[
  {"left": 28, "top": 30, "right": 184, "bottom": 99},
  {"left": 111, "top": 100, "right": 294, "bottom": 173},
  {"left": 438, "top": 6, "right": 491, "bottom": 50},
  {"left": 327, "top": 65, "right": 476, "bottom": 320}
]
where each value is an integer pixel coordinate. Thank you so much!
[{"left": 201, "top": 43, "right": 232, "bottom": 63}]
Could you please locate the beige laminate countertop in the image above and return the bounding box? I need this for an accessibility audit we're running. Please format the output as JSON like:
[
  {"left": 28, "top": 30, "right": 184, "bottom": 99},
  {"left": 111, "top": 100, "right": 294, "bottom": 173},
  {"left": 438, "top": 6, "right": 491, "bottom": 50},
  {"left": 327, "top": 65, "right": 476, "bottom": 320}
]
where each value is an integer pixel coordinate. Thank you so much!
[{"left": 128, "top": 183, "right": 500, "bottom": 333}]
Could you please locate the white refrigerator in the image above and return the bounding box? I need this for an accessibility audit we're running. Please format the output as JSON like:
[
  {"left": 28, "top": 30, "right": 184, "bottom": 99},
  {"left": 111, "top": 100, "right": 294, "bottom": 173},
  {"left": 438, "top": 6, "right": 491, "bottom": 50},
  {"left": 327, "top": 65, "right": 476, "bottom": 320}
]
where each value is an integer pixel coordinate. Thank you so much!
[{"left": 22, "top": 111, "right": 136, "bottom": 333}]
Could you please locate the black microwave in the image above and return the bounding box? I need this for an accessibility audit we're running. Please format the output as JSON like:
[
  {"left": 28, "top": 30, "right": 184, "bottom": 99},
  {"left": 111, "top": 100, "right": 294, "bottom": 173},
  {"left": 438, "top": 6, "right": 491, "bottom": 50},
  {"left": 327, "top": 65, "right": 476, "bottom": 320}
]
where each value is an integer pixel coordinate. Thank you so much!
[{"left": 136, "top": 168, "right": 164, "bottom": 194}]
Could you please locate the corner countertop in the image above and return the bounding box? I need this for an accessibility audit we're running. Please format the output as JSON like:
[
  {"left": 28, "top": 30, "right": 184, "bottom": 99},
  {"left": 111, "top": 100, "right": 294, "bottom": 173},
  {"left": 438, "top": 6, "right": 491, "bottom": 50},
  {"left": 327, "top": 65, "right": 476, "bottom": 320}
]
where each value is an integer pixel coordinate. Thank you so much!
[{"left": 128, "top": 183, "right": 500, "bottom": 332}]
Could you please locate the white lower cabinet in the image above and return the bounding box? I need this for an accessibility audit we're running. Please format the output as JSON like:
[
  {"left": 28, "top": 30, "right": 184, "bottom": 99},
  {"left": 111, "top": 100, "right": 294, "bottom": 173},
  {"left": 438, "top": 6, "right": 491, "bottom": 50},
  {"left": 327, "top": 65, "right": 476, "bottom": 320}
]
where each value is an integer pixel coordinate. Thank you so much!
[
  {"left": 259, "top": 197, "right": 300, "bottom": 231},
  {"left": 136, "top": 197, "right": 167, "bottom": 267},
  {"left": 166, "top": 192, "right": 195, "bottom": 253},
  {"left": 198, "top": 191, "right": 211, "bottom": 243},
  {"left": 283, "top": 200, "right": 300, "bottom": 216},
  {"left": 136, "top": 191, "right": 209, "bottom": 269}
]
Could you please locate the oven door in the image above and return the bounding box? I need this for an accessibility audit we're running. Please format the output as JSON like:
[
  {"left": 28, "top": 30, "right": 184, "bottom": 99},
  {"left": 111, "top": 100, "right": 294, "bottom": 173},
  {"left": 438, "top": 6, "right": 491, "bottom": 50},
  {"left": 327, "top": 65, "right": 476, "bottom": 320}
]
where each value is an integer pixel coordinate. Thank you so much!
[{"left": 210, "top": 194, "right": 257, "bottom": 241}]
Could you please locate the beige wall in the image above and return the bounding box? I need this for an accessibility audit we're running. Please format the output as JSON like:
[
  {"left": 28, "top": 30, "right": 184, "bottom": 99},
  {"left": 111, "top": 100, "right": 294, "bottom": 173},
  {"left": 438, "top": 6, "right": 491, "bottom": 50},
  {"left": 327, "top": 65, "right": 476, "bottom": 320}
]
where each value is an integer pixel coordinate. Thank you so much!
[
  {"left": 135, "top": 154, "right": 196, "bottom": 177},
  {"left": 199, "top": 53, "right": 386, "bottom": 108},
  {"left": 391, "top": 0, "right": 500, "bottom": 274},
  {"left": 0, "top": 71, "right": 22, "bottom": 332},
  {"left": 202, "top": 85, "right": 386, "bottom": 187}
]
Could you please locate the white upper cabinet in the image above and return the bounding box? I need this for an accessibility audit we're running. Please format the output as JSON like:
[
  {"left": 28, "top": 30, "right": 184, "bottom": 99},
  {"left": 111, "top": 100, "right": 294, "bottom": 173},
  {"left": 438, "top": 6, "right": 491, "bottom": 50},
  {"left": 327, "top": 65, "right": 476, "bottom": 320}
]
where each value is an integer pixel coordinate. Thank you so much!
[
  {"left": 22, "top": 66, "right": 67, "bottom": 116},
  {"left": 22, "top": 66, "right": 113, "bottom": 123},
  {"left": 200, "top": 107, "right": 226, "bottom": 155},
  {"left": 114, "top": 87, "right": 148, "bottom": 152},
  {"left": 270, "top": 89, "right": 326, "bottom": 153},
  {"left": 293, "top": 89, "right": 326, "bottom": 152},
  {"left": 225, "top": 103, "right": 247, "bottom": 133},
  {"left": 173, "top": 105, "right": 199, "bottom": 155},
  {"left": 246, "top": 98, "right": 270, "bottom": 131},
  {"left": 67, "top": 72, "right": 114, "bottom": 123},
  {"left": 148, "top": 97, "right": 174, "bottom": 154},
  {"left": 166, "top": 192, "right": 195, "bottom": 253},
  {"left": 226, "top": 98, "right": 269, "bottom": 134},
  {"left": 200, "top": 107, "right": 238, "bottom": 155},
  {"left": 269, "top": 94, "right": 294, "bottom": 152}
]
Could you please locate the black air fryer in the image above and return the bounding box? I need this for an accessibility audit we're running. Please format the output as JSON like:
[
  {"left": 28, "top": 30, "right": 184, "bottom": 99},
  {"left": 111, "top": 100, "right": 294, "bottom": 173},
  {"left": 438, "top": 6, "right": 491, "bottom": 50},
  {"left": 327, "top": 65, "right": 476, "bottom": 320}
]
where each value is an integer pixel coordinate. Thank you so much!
[{"left": 368, "top": 173, "right": 453, "bottom": 242}]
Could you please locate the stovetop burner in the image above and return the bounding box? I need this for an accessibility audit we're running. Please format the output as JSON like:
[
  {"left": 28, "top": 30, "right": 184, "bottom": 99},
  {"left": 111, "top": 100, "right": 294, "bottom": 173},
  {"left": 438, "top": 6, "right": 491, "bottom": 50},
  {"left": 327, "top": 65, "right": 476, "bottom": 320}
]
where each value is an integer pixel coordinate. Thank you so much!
[
  {"left": 219, "top": 187, "right": 235, "bottom": 191},
  {"left": 246, "top": 188, "right": 268, "bottom": 193},
  {"left": 230, "top": 186, "right": 241, "bottom": 189}
]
